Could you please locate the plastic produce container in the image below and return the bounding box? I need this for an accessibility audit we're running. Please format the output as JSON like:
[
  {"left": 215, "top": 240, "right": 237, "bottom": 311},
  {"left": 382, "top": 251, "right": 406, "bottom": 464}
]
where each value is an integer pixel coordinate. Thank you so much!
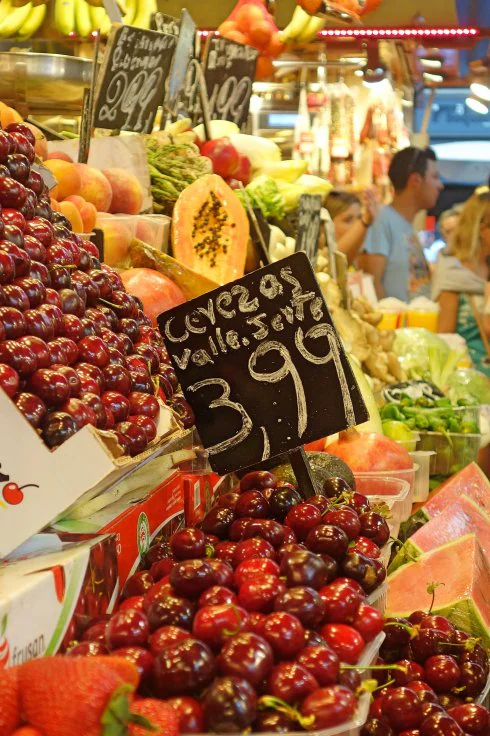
[
  {"left": 134, "top": 214, "right": 171, "bottom": 252},
  {"left": 410, "top": 451, "right": 435, "bottom": 502},
  {"left": 367, "top": 583, "right": 387, "bottom": 614},
  {"left": 416, "top": 432, "right": 482, "bottom": 476},
  {"left": 476, "top": 671, "right": 490, "bottom": 708},
  {"left": 354, "top": 474, "right": 414, "bottom": 524}
]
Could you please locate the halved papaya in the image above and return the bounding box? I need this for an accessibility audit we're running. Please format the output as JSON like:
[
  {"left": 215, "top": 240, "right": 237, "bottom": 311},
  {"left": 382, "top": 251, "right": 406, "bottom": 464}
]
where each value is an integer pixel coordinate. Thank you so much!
[{"left": 171, "top": 174, "right": 249, "bottom": 286}]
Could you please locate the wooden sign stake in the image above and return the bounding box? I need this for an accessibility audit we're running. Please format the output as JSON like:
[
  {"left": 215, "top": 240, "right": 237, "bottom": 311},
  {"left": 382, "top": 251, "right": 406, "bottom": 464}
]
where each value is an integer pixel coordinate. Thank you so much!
[
  {"left": 195, "top": 60, "right": 212, "bottom": 141},
  {"left": 288, "top": 447, "right": 317, "bottom": 500}
]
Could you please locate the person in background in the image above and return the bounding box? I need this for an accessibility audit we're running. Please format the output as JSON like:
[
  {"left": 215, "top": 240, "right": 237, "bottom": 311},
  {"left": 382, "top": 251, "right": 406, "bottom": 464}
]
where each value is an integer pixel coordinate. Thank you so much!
[
  {"left": 324, "top": 189, "right": 379, "bottom": 265},
  {"left": 432, "top": 190, "right": 490, "bottom": 376},
  {"left": 359, "top": 147, "right": 444, "bottom": 301}
]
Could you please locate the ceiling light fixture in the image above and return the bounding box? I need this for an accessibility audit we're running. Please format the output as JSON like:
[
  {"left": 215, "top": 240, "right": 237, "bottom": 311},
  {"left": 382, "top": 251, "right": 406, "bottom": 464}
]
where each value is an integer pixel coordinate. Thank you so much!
[
  {"left": 465, "top": 96, "right": 489, "bottom": 114},
  {"left": 470, "top": 81, "right": 490, "bottom": 102},
  {"left": 423, "top": 71, "right": 444, "bottom": 83}
]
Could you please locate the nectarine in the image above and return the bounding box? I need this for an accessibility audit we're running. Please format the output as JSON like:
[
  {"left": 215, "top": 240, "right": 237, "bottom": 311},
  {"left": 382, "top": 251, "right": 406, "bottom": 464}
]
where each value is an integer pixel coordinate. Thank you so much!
[
  {"left": 76, "top": 164, "right": 112, "bottom": 212},
  {"left": 59, "top": 201, "right": 84, "bottom": 233},
  {"left": 103, "top": 169, "right": 143, "bottom": 215},
  {"left": 44, "top": 160, "right": 82, "bottom": 201}
]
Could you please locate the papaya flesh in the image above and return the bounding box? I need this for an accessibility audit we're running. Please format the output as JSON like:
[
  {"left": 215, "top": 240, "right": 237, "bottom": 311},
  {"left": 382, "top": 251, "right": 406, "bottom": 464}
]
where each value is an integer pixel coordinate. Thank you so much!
[{"left": 171, "top": 174, "right": 249, "bottom": 286}]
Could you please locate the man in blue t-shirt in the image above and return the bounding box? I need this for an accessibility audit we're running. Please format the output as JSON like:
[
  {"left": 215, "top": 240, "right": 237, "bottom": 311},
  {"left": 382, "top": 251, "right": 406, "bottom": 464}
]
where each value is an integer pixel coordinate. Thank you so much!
[{"left": 359, "top": 147, "right": 444, "bottom": 302}]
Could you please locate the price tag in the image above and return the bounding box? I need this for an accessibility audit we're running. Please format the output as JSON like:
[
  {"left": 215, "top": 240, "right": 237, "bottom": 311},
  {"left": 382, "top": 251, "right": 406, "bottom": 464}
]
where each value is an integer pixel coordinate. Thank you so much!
[
  {"left": 295, "top": 194, "right": 322, "bottom": 266},
  {"left": 150, "top": 11, "right": 180, "bottom": 35},
  {"left": 159, "top": 252, "right": 368, "bottom": 475},
  {"left": 202, "top": 37, "right": 258, "bottom": 129},
  {"left": 93, "top": 25, "right": 176, "bottom": 134}
]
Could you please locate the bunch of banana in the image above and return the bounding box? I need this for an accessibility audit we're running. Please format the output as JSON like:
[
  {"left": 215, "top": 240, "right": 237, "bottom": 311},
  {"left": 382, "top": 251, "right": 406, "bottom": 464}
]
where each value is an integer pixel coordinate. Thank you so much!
[
  {"left": 53, "top": 0, "right": 152, "bottom": 37},
  {"left": 280, "top": 4, "right": 326, "bottom": 44},
  {"left": 0, "top": 0, "right": 47, "bottom": 38}
]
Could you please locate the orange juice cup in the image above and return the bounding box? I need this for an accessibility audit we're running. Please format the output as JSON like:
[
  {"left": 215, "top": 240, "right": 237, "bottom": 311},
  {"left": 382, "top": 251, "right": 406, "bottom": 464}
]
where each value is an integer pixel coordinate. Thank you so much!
[{"left": 407, "top": 309, "right": 439, "bottom": 332}]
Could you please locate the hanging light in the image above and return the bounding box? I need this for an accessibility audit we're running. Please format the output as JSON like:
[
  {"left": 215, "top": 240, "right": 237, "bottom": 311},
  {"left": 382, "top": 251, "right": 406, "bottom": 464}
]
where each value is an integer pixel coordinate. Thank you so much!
[
  {"left": 420, "top": 51, "right": 444, "bottom": 69},
  {"left": 423, "top": 71, "right": 444, "bottom": 83},
  {"left": 362, "top": 42, "right": 387, "bottom": 87},
  {"left": 465, "top": 96, "right": 489, "bottom": 115},
  {"left": 470, "top": 81, "right": 490, "bottom": 102}
]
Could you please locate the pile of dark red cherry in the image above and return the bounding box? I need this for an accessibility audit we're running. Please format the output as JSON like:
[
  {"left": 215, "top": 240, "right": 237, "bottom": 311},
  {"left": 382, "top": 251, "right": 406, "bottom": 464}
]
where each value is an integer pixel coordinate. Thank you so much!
[
  {"left": 361, "top": 611, "right": 490, "bottom": 736},
  {"left": 0, "top": 122, "right": 194, "bottom": 453},
  {"left": 67, "top": 469, "right": 396, "bottom": 733}
]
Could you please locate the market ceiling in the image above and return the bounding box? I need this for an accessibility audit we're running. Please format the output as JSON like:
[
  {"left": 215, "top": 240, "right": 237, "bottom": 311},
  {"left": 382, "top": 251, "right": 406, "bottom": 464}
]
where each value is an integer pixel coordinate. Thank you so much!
[{"left": 158, "top": 0, "right": 464, "bottom": 29}]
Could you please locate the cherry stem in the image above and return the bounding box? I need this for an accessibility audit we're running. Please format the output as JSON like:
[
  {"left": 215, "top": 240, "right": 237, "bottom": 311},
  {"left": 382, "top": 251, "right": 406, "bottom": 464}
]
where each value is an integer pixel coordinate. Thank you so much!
[
  {"left": 341, "top": 664, "right": 408, "bottom": 673},
  {"left": 222, "top": 604, "right": 244, "bottom": 638},
  {"left": 99, "top": 298, "right": 124, "bottom": 310},
  {"left": 383, "top": 621, "right": 417, "bottom": 638},
  {"left": 426, "top": 581, "right": 444, "bottom": 614},
  {"left": 257, "top": 696, "right": 314, "bottom": 729}
]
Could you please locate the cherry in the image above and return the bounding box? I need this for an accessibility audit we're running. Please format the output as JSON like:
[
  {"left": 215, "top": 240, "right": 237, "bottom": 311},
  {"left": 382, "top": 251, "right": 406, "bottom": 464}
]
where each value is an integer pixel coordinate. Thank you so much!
[
  {"left": 78, "top": 336, "right": 110, "bottom": 368},
  {"left": 274, "top": 586, "right": 325, "bottom": 629},
  {"left": 105, "top": 609, "right": 149, "bottom": 650},
  {"left": 214, "top": 541, "right": 237, "bottom": 564},
  {"left": 101, "top": 392, "right": 129, "bottom": 422},
  {"left": 41, "top": 411, "right": 78, "bottom": 448},
  {"left": 229, "top": 518, "right": 253, "bottom": 542},
  {"left": 118, "top": 596, "right": 145, "bottom": 613},
  {"left": 268, "top": 486, "right": 303, "bottom": 520},
  {"left": 391, "top": 659, "right": 425, "bottom": 686},
  {"left": 150, "top": 559, "right": 175, "bottom": 582},
  {"left": 81, "top": 392, "right": 108, "bottom": 426},
  {"left": 0, "top": 340, "right": 37, "bottom": 375},
  {"left": 121, "top": 570, "right": 153, "bottom": 599},
  {"left": 361, "top": 719, "right": 396, "bottom": 736},
  {"left": 148, "top": 625, "right": 190, "bottom": 656},
  {"left": 234, "top": 558, "right": 280, "bottom": 589},
  {"left": 240, "top": 470, "right": 276, "bottom": 493},
  {"left": 351, "top": 536, "right": 381, "bottom": 559},
  {"left": 238, "top": 574, "right": 286, "bottom": 613},
  {"left": 218, "top": 632, "right": 273, "bottom": 686},
  {"left": 342, "top": 552, "right": 379, "bottom": 592},
  {"left": 168, "top": 394, "right": 195, "bottom": 428},
  {"left": 319, "top": 624, "right": 365, "bottom": 664},
  {"left": 66, "top": 641, "right": 108, "bottom": 657},
  {"left": 24, "top": 217, "right": 54, "bottom": 248},
  {"left": 199, "top": 586, "right": 237, "bottom": 608},
  {"left": 285, "top": 503, "right": 322, "bottom": 540},
  {"left": 14, "top": 392, "right": 46, "bottom": 429},
  {"left": 424, "top": 654, "right": 460, "bottom": 693},
  {"left": 233, "top": 538, "right": 275, "bottom": 565},
  {"left": 448, "top": 704, "right": 489, "bottom": 735},
  {"left": 459, "top": 660, "right": 486, "bottom": 698},
  {"left": 254, "top": 709, "right": 296, "bottom": 733},
  {"left": 297, "top": 644, "right": 340, "bottom": 686},
  {"left": 102, "top": 364, "right": 131, "bottom": 395},
  {"left": 133, "top": 342, "right": 160, "bottom": 373},
  {"left": 304, "top": 629, "right": 328, "bottom": 647},
  {"left": 201, "top": 506, "right": 235, "bottom": 539},
  {"left": 301, "top": 685, "right": 357, "bottom": 730},
  {"left": 0, "top": 307, "right": 26, "bottom": 338},
  {"left": 0, "top": 252, "right": 15, "bottom": 285},
  {"left": 0, "top": 363, "right": 19, "bottom": 397},
  {"left": 280, "top": 549, "right": 327, "bottom": 590},
  {"left": 407, "top": 681, "right": 438, "bottom": 704},
  {"left": 27, "top": 368, "right": 71, "bottom": 405},
  {"left": 203, "top": 675, "right": 257, "bottom": 733},
  {"left": 260, "top": 611, "right": 305, "bottom": 659},
  {"left": 207, "top": 559, "right": 233, "bottom": 588},
  {"left": 171, "top": 528, "right": 206, "bottom": 560},
  {"left": 359, "top": 511, "right": 390, "bottom": 546},
  {"left": 153, "top": 638, "right": 216, "bottom": 697},
  {"left": 242, "top": 519, "right": 285, "bottom": 548},
  {"left": 318, "top": 582, "right": 362, "bottom": 624},
  {"left": 323, "top": 507, "right": 361, "bottom": 540},
  {"left": 193, "top": 603, "right": 248, "bottom": 650},
  {"left": 420, "top": 714, "right": 464, "bottom": 736},
  {"left": 3, "top": 284, "right": 29, "bottom": 311},
  {"left": 411, "top": 629, "right": 451, "bottom": 663},
  {"left": 382, "top": 687, "right": 424, "bottom": 731},
  {"left": 0, "top": 242, "right": 29, "bottom": 277},
  {"left": 420, "top": 615, "right": 455, "bottom": 637},
  {"left": 267, "top": 661, "right": 319, "bottom": 703},
  {"left": 128, "top": 390, "right": 159, "bottom": 418},
  {"left": 383, "top": 617, "right": 412, "bottom": 649},
  {"left": 167, "top": 696, "right": 205, "bottom": 735},
  {"left": 111, "top": 646, "right": 154, "bottom": 682},
  {"left": 147, "top": 594, "right": 195, "bottom": 632}
]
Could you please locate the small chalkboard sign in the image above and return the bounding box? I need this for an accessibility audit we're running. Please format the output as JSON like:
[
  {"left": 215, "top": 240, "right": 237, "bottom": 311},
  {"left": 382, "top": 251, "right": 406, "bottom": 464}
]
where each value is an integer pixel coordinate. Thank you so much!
[
  {"left": 93, "top": 25, "right": 176, "bottom": 134},
  {"left": 158, "top": 252, "right": 368, "bottom": 475},
  {"left": 203, "top": 37, "right": 258, "bottom": 129},
  {"left": 295, "top": 194, "right": 322, "bottom": 266},
  {"left": 151, "top": 11, "right": 180, "bottom": 35}
]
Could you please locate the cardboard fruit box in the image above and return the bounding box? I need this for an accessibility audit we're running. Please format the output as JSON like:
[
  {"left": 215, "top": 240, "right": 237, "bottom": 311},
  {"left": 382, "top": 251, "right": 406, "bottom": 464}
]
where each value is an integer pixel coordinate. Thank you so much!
[
  {"left": 0, "top": 534, "right": 118, "bottom": 667},
  {"left": 0, "top": 387, "right": 184, "bottom": 559}
]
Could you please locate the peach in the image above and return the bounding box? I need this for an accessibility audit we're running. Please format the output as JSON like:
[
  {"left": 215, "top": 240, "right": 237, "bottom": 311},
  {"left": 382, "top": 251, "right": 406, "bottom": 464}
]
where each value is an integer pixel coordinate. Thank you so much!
[
  {"left": 0, "top": 102, "right": 23, "bottom": 128},
  {"left": 95, "top": 215, "right": 132, "bottom": 266},
  {"left": 46, "top": 151, "right": 74, "bottom": 163},
  {"left": 76, "top": 164, "right": 112, "bottom": 212},
  {"left": 24, "top": 123, "right": 48, "bottom": 160},
  {"left": 103, "top": 168, "right": 143, "bottom": 215},
  {"left": 59, "top": 201, "right": 84, "bottom": 233},
  {"left": 79, "top": 201, "right": 97, "bottom": 233},
  {"left": 44, "top": 160, "right": 81, "bottom": 201},
  {"left": 64, "top": 194, "right": 86, "bottom": 211},
  {"left": 50, "top": 198, "right": 61, "bottom": 213}
]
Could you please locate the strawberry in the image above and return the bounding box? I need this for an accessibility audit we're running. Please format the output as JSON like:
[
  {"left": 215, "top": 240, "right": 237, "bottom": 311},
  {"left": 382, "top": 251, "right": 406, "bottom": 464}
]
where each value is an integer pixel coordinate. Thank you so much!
[
  {"left": 129, "top": 700, "right": 180, "bottom": 736},
  {"left": 0, "top": 667, "right": 21, "bottom": 736},
  {"left": 19, "top": 656, "right": 139, "bottom": 736},
  {"left": 10, "top": 728, "right": 44, "bottom": 736}
]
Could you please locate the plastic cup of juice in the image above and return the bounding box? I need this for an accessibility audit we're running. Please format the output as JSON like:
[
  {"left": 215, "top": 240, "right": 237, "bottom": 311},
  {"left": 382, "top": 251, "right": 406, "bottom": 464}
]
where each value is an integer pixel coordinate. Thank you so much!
[
  {"left": 406, "top": 308, "right": 439, "bottom": 332},
  {"left": 377, "top": 310, "right": 402, "bottom": 330}
]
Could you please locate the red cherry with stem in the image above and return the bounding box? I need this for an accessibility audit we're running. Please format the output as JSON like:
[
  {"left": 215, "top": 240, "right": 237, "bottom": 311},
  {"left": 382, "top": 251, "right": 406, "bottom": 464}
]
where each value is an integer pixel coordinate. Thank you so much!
[
  {"left": 128, "top": 390, "right": 159, "bottom": 418},
  {"left": 233, "top": 538, "right": 275, "bottom": 565},
  {"left": 420, "top": 714, "right": 464, "bottom": 736},
  {"left": 105, "top": 609, "right": 149, "bottom": 650},
  {"left": 192, "top": 603, "right": 249, "bottom": 649},
  {"left": 0, "top": 363, "right": 19, "bottom": 397},
  {"left": 148, "top": 625, "right": 190, "bottom": 656},
  {"left": 260, "top": 611, "right": 305, "bottom": 659},
  {"left": 234, "top": 558, "right": 280, "bottom": 589},
  {"left": 199, "top": 586, "right": 237, "bottom": 608},
  {"left": 305, "top": 524, "right": 350, "bottom": 560},
  {"left": 238, "top": 574, "right": 286, "bottom": 613},
  {"left": 235, "top": 490, "right": 270, "bottom": 519},
  {"left": 351, "top": 536, "right": 381, "bottom": 559},
  {"left": 420, "top": 615, "right": 455, "bottom": 637},
  {"left": 285, "top": 503, "right": 322, "bottom": 540},
  {"left": 382, "top": 687, "right": 424, "bottom": 731},
  {"left": 214, "top": 541, "right": 237, "bottom": 564},
  {"left": 153, "top": 638, "right": 216, "bottom": 697},
  {"left": 297, "top": 644, "right": 340, "bottom": 686},
  {"left": 319, "top": 623, "right": 365, "bottom": 664},
  {"left": 323, "top": 507, "right": 361, "bottom": 540},
  {"left": 266, "top": 661, "right": 318, "bottom": 703},
  {"left": 101, "top": 391, "right": 130, "bottom": 422},
  {"left": 390, "top": 659, "right": 426, "bottom": 686},
  {"left": 301, "top": 685, "right": 357, "bottom": 730},
  {"left": 318, "top": 582, "right": 362, "bottom": 624},
  {"left": 218, "top": 631, "right": 273, "bottom": 686},
  {"left": 448, "top": 704, "right": 489, "bottom": 735}
]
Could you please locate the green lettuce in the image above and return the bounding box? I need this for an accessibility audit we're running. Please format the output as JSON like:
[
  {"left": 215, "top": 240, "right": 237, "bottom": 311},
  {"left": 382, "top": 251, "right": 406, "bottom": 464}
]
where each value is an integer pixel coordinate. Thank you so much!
[{"left": 236, "top": 176, "right": 285, "bottom": 220}]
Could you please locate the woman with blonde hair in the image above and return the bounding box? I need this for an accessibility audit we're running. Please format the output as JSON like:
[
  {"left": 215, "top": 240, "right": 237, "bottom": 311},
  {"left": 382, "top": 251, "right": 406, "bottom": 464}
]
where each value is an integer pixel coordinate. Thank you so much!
[{"left": 432, "top": 189, "right": 490, "bottom": 376}]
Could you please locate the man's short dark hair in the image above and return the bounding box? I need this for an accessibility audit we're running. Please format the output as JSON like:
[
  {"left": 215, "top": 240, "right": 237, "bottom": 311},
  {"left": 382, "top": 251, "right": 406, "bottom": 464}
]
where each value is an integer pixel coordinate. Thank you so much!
[{"left": 388, "top": 146, "right": 437, "bottom": 192}]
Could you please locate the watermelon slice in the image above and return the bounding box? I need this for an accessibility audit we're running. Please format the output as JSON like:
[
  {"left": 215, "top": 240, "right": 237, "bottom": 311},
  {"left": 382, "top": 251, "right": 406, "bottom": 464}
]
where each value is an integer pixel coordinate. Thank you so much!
[
  {"left": 389, "top": 495, "right": 490, "bottom": 573},
  {"left": 401, "top": 463, "right": 490, "bottom": 539},
  {"left": 387, "top": 534, "right": 490, "bottom": 646}
]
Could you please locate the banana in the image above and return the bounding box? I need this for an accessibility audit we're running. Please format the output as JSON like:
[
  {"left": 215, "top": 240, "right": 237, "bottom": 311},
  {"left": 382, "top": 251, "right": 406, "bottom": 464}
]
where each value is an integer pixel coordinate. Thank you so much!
[
  {"left": 122, "top": 0, "right": 136, "bottom": 25},
  {"left": 131, "top": 0, "right": 156, "bottom": 29},
  {"left": 17, "top": 1, "right": 46, "bottom": 37},
  {"left": 89, "top": 3, "right": 110, "bottom": 35},
  {"left": 0, "top": 1, "right": 32, "bottom": 37},
  {"left": 296, "top": 13, "right": 326, "bottom": 42},
  {"left": 75, "top": 0, "right": 92, "bottom": 37},
  {"left": 0, "top": 0, "right": 12, "bottom": 24},
  {"left": 280, "top": 5, "right": 312, "bottom": 42},
  {"left": 54, "top": 0, "right": 76, "bottom": 35}
]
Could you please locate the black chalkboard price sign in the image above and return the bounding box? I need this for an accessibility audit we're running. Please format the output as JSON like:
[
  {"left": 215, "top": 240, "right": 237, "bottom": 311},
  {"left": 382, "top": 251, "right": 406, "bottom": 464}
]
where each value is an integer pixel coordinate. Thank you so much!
[
  {"left": 93, "top": 25, "right": 177, "bottom": 134},
  {"left": 159, "top": 252, "right": 368, "bottom": 475},
  {"left": 295, "top": 194, "right": 322, "bottom": 266},
  {"left": 203, "top": 37, "right": 258, "bottom": 129}
]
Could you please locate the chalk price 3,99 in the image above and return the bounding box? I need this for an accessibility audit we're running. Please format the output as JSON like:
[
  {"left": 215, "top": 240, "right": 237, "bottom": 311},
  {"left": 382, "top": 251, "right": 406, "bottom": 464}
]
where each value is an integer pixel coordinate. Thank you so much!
[{"left": 159, "top": 253, "right": 367, "bottom": 474}]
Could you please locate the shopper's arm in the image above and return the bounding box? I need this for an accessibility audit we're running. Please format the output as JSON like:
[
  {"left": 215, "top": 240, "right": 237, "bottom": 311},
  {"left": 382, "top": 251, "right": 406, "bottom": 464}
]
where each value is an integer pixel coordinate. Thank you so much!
[
  {"left": 358, "top": 253, "right": 387, "bottom": 298},
  {"left": 337, "top": 221, "right": 370, "bottom": 265},
  {"left": 436, "top": 291, "right": 459, "bottom": 333}
]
